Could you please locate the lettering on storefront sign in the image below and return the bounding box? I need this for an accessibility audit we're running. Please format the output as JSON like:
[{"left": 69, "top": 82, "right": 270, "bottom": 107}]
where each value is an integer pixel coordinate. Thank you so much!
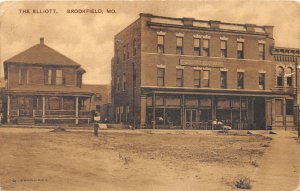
[{"left": 180, "top": 59, "right": 224, "bottom": 68}]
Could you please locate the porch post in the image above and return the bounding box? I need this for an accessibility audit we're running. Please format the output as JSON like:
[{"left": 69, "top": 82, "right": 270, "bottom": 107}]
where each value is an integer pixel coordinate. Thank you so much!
[
  {"left": 42, "top": 96, "right": 46, "bottom": 123},
  {"left": 152, "top": 93, "right": 156, "bottom": 129},
  {"left": 140, "top": 95, "right": 146, "bottom": 128},
  {"left": 283, "top": 98, "right": 286, "bottom": 131},
  {"left": 239, "top": 96, "right": 242, "bottom": 130},
  {"left": 182, "top": 95, "right": 185, "bottom": 129},
  {"left": 7, "top": 95, "right": 10, "bottom": 123},
  {"left": 75, "top": 96, "right": 79, "bottom": 124}
]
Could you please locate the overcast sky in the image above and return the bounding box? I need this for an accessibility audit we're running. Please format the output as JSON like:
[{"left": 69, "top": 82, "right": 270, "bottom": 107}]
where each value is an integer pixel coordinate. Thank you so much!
[{"left": 0, "top": 1, "right": 299, "bottom": 84}]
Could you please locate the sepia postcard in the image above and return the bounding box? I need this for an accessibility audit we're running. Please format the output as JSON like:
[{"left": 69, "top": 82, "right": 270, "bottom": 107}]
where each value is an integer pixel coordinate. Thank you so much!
[{"left": 0, "top": 0, "right": 299, "bottom": 191}]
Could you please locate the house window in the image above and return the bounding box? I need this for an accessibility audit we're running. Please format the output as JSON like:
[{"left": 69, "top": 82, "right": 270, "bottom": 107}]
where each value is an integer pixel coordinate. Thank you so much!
[
  {"left": 19, "top": 67, "right": 27, "bottom": 85},
  {"left": 126, "top": 44, "right": 129, "bottom": 59},
  {"left": 286, "top": 67, "right": 293, "bottom": 87},
  {"left": 176, "top": 37, "right": 183, "bottom": 55},
  {"left": 157, "top": 68, "right": 165, "bottom": 86},
  {"left": 203, "top": 70, "right": 210, "bottom": 88},
  {"left": 176, "top": 69, "right": 184, "bottom": 87},
  {"left": 286, "top": 99, "right": 294, "bottom": 115},
  {"left": 123, "top": 45, "right": 126, "bottom": 61},
  {"left": 259, "top": 73, "right": 265, "bottom": 90},
  {"left": 122, "top": 73, "right": 126, "bottom": 91},
  {"left": 194, "top": 38, "right": 201, "bottom": 56},
  {"left": 77, "top": 73, "right": 82, "bottom": 88},
  {"left": 276, "top": 67, "right": 284, "bottom": 86},
  {"left": 203, "top": 39, "right": 210, "bottom": 56},
  {"left": 194, "top": 70, "right": 201, "bottom": 88},
  {"left": 44, "top": 69, "right": 52, "bottom": 85},
  {"left": 56, "top": 70, "right": 63, "bottom": 85},
  {"left": 94, "top": 95, "right": 102, "bottom": 102},
  {"left": 221, "top": 40, "right": 227, "bottom": 58},
  {"left": 116, "top": 50, "right": 120, "bottom": 64},
  {"left": 157, "top": 35, "right": 165, "bottom": 53},
  {"left": 275, "top": 99, "right": 283, "bottom": 115},
  {"left": 220, "top": 71, "right": 227, "bottom": 88},
  {"left": 258, "top": 43, "right": 265, "bottom": 60},
  {"left": 48, "top": 97, "right": 61, "bottom": 110},
  {"left": 237, "top": 72, "right": 244, "bottom": 89},
  {"left": 116, "top": 76, "right": 120, "bottom": 91},
  {"left": 237, "top": 42, "right": 244, "bottom": 59},
  {"left": 133, "top": 39, "right": 137, "bottom": 56}
]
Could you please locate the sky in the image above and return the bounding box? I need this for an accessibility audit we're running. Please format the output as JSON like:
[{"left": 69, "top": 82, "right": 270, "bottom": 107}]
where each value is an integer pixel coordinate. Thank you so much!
[{"left": 0, "top": 0, "right": 299, "bottom": 84}]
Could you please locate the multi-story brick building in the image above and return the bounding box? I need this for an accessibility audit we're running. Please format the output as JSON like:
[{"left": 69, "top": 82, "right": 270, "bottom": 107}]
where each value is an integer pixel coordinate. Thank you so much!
[
  {"left": 112, "top": 13, "right": 300, "bottom": 130},
  {"left": 3, "top": 38, "right": 93, "bottom": 124}
]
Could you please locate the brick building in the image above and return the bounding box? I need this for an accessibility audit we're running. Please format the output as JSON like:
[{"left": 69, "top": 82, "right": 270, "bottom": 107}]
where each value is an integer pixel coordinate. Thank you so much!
[
  {"left": 3, "top": 38, "right": 93, "bottom": 124},
  {"left": 112, "top": 13, "right": 300, "bottom": 130},
  {"left": 81, "top": 84, "right": 112, "bottom": 121}
]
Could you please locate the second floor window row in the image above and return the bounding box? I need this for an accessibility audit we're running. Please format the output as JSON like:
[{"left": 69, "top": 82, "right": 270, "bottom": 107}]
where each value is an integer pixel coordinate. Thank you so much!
[{"left": 156, "top": 34, "right": 266, "bottom": 60}]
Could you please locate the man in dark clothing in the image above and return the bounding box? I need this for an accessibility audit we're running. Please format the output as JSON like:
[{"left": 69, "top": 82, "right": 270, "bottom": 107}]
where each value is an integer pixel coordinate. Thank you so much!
[{"left": 93, "top": 113, "right": 100, "bottom": 136}]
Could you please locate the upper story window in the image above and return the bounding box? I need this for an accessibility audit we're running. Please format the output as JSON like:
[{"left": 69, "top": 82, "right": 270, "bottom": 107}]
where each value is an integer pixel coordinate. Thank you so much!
[
  {"left": 258, "top": 43, "right": 265, "bottom": 60},
  {"left": 259, "top": 73, "right": 265, "bottom": 90},
  {"left": 220, "top": 71, "right": 227, "bottom": 88},
  {"left": 157, "top": 68, "right": 165, "bottom": 86},
  {"left": 133, "top": 39, "right": 137, "bottom": 56},
  {"left": 237, "top": 42, "right": 244, "bottom": 59},
  {"left": 77, "top": 72, "right": 82, "bottom": 88},
  {"left": 116, "top": 76, "right": 120, "bottom": 91},
  {"left": 203, "top": 39, "right": 210, "bottom": 56},
  {"left": 237, "top": 72, "right": 244, "bottom": 89},
  {"left": 56, "top": 70, "right": 63, "bottom": 85},
  {"left": 286, "top": 67, "right": 293, "bottom": 87},
  {"left": 122, "top": 73, "right": 126, "bottom": 91},
  {"left": 157, "top": 35, "right": 165, "bottom": 53},
  {"left": 176, "top": 69, "right": 184, "bottom": 87},
  {"left": 276, "top": 67, "right": 284, "bottom": 86},
  {"left": 18, "top": 67, "right": 27, "bottom": 85},
  {"left": 123, "top": 45, "right": 126, "bottom": 61},
  {"left": 194, "top": 38, "right": 201, "bottom": 56},
  {"left": 116, "top": 50, "right": 120, "bottom": 64},
  {"left": 126, "top": 44, "right": 129, "bottom": 59},
  {"left": 176, "top": 37, "right": 183, "bottom": 55},
  {"left": 220, "top": 40, "right": 227, "bottom": 58},
  {"left": 203, "top": 70, "right": 210, "bottom": 88},
  {"left": 45, "top": 69, "right": 64, "bottom": 85},
  {"left": 45, "top": 69, "right": 52, "bottom": 85},
  {"left": 194, "top": 70, "right": 201, "bottom": 88}
]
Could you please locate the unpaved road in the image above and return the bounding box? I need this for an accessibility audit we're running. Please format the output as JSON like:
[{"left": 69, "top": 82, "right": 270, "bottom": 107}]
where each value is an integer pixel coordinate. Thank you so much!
[
  {"left": 0, "top": 128, "right": 297, "bottom": 191},
  {"left": 251, "top": 131, "right": 300, "bottom": 191}
]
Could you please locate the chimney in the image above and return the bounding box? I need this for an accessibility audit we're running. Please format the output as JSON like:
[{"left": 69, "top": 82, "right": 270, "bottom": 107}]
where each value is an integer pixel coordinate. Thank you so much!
[{"left": 40, "top": 37, "right": 44, "bottom": 45}]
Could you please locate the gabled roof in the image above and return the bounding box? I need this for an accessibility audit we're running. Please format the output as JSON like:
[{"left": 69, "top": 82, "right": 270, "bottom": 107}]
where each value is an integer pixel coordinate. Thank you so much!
[{"left": 4, "top": 38, "right": 81, "bottom": 67}]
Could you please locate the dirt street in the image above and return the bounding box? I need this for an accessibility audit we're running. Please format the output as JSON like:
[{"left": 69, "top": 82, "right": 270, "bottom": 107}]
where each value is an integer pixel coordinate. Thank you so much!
[{"left": 0, "top": 128, "right": 297, "bottom": 191}]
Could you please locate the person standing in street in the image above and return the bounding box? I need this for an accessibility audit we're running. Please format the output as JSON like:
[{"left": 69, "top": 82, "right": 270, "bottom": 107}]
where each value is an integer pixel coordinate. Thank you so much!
[{"left": 93, "top": 112, "right": 100, "bottom": 136}]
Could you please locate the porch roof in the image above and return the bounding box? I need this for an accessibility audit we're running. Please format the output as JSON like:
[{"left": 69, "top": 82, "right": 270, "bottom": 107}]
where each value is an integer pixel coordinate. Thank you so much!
[{"left": 6, "top": 85, "right": 93, "bottom": 96}]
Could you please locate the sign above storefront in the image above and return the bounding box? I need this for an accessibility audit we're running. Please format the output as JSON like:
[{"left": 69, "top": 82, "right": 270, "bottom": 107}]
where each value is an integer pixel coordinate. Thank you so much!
[{"left": 180, "top": 59, "right": 224, "bottom": 68}]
